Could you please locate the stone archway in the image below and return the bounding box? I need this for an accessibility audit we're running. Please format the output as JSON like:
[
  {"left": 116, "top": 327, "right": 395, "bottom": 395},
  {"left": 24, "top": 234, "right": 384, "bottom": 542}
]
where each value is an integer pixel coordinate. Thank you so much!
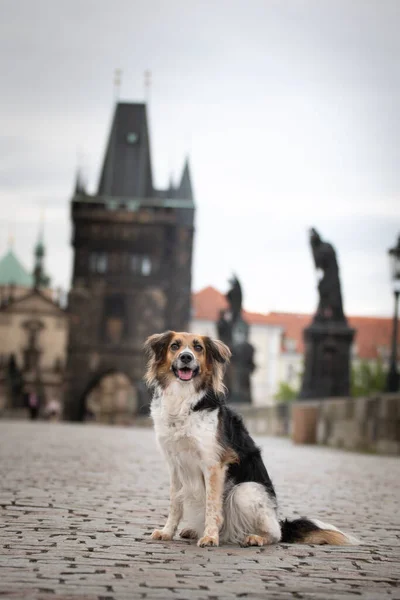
[{"left": 84, "top": 371, "right": 137, "bottom": 425}]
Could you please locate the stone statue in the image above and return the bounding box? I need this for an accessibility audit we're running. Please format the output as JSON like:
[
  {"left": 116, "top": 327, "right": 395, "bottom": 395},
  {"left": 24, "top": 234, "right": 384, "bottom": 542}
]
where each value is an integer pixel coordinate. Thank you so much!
[
  {"left": 299, "top": 228, "right": 355, "bottom": 399},
  {"left": 217, "top": 308, "right": 232, "bottom": 348},
  {"left": 310, "top": 228, "right": 346, "bottom": 323},
  {"left": 217, "top": 276, "right": 255, "bottom": 403},
  {"left": 226, "top": 275, "right": 242, "bottom": 324}
]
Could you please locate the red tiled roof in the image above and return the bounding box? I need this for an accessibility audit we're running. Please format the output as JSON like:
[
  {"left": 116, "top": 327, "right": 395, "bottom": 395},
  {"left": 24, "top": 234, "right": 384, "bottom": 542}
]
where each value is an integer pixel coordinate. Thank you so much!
[
  {"left": 192, "top": 286, "right": 281, "bottom": 327},
  {"left": 192, "top": 286, "right": 228, "bottom": 321},
  {"left": 192, "top": 286, "right": 398, "bottom": 360}
]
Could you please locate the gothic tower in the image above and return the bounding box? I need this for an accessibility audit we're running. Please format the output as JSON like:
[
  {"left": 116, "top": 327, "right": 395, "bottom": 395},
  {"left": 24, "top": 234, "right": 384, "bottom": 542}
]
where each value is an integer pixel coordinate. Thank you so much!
[{"left": 64, "top": 102, "right": 195, "bottom": 420}]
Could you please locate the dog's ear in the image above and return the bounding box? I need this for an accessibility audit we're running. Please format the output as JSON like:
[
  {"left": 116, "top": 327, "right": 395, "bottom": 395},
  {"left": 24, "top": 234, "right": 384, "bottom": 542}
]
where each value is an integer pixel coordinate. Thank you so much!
[
  {"left": 204, "top": 337, "right": 231, "bottom": 365},
  {"left": 144, "top": 331, "right": 174, "bottom": 362}
]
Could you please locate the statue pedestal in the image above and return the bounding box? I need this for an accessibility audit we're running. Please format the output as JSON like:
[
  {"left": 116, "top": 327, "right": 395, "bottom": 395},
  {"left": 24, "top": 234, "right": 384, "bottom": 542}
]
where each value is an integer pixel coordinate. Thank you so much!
[{"left": 299, "top": 321, "right": 355, "bottom": 400}]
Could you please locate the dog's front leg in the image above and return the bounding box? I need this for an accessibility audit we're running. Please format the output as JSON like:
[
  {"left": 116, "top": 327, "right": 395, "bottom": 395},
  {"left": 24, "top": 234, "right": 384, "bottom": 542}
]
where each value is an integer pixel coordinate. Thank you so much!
[
  {"left": 151, "top": 469, "right": 182, "bottom": 541},
  {"left": 198, "top": 464, "right": 225, "bottom": 547}
]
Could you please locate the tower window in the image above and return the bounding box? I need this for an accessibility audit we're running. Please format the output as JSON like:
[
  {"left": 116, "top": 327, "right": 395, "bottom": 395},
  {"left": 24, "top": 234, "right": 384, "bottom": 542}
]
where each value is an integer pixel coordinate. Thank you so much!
[
  {"left": 126, "top": 132, "right": 139, "bottom": 144},
  {"left": 141, "top": 256, "right": 152, "bottom": 276},
  {"left": 130, "top": 254, "right": 152, "bottom": 276},
  {"left": 90, "top": 252, "right": 108, "bottom": 274}
]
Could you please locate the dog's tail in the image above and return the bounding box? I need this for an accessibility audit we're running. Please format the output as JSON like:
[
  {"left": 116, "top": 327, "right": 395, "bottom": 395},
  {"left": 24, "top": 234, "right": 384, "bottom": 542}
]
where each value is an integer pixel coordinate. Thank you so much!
[{"left": 280, "top": 517, "right": 360, "bottom": 545}]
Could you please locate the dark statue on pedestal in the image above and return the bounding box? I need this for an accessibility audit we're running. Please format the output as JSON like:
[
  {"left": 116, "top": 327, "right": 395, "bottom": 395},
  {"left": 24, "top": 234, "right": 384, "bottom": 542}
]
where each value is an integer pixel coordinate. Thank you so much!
[
  {"left": 310, "top": 228, "right": 346, "bottom": 323},
  {"left": 299, "top": 228, "right": 355, "bottom": 399},
  {"left": 217, "top": 276, "right": 255, "bottom": 403}
]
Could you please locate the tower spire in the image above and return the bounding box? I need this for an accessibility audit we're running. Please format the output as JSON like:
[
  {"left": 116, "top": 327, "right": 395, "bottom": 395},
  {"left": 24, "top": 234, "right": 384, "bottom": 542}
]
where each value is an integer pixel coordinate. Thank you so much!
[
  {"left": 176, "top": 156, "right": 194, "bottom": 201},
  {"left": 114, "top": 68, "right": 122, "bottom": 102},
  {"left": 144, "top": 69, "right": 151, "bottom": 103},
  {"left": 33, "top": 213, "right": 50, "bottom": 289},
  {"left": 74, "top": 168, "right": 86, "bottom": 195}
]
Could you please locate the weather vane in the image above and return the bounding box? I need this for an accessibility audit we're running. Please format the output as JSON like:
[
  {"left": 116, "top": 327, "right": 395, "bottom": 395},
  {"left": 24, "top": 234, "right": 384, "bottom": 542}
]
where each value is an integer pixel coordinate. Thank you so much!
[{"left": 144, "top": 69, "right": 152, "bottom": 103}]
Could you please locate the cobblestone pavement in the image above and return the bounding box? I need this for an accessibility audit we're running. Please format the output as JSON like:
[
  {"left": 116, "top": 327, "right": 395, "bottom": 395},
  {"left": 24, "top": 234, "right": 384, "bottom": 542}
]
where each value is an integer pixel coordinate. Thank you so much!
[{"left": 1, "top": 421, "right": 400, "bottom": 600}]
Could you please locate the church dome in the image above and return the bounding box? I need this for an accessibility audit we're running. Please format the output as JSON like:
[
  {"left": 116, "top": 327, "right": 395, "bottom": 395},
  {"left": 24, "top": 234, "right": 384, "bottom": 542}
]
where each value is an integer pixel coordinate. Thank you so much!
[{"left": 0, "top": 249, "right": 33, "bottom": 287}]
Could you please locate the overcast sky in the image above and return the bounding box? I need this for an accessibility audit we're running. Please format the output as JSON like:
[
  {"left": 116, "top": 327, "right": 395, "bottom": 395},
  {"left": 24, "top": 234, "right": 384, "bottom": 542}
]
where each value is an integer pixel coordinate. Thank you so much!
[{"left": 1, "top": 0, "right": 399, "bottom": 316}]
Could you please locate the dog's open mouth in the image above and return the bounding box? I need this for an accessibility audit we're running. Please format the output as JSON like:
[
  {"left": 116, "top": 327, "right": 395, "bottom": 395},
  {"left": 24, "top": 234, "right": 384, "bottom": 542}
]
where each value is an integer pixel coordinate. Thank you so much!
[{"left": 174, "top": 366, "right": 199, "bottom": 381}]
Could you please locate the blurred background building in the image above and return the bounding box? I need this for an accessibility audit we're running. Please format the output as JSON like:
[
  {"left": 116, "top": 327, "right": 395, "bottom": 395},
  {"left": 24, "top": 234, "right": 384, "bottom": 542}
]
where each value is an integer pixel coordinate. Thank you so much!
[
  {"left": 64, "top": 101, "right": 195, "bottom": 422},
  {"left": 0, "top": 235, "right": 67, "bottom": 418}
]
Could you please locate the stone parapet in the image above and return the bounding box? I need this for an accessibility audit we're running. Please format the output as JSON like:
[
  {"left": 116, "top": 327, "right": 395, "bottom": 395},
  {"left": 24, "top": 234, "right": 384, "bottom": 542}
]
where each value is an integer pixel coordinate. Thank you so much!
[
  {"left": 316, "top": 393, "right": 400, "bottom": 455},
  {"left": 236, "top": 394, "right": 400, "bottom": 455},
  {"left": 235, "top": 402, "right": 291, "bottom": 437}
]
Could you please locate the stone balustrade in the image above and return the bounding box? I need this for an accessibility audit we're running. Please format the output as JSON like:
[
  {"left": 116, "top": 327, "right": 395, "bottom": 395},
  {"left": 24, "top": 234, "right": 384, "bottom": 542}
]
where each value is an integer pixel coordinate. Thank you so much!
[{"left": 238, "top": 394, "right": 400, "bottom": 455}]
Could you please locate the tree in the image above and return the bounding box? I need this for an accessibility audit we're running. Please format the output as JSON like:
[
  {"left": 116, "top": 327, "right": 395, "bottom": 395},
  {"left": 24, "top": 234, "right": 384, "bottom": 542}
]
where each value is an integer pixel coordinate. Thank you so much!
[
  {"left": 351, "top": 359, "right": 386, "bottom": 397},
  {"left": 274, "top": 381, "right": 298, "bottom": 402}
]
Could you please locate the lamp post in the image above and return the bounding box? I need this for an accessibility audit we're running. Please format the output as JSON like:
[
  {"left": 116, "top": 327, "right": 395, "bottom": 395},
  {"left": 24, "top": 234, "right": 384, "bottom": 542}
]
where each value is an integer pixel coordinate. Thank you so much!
[{"left": 386, "top": 235, "right": 400, "bottom": 392}]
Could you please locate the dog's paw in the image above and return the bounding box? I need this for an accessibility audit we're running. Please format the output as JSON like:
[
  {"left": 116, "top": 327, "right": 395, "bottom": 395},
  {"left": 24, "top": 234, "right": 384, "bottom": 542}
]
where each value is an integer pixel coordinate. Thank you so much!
[
  {"left": 150, "top": 529, "right": 173, "bottom": 541},
  {"left": 241, "top": 534, "right": 265, "bottom": 547},
  {"left": 179, "top": 528, "right": 198, "bottom": 540},
  {"left": 197, "top": 535, "right": 219, "bottom": 547}
]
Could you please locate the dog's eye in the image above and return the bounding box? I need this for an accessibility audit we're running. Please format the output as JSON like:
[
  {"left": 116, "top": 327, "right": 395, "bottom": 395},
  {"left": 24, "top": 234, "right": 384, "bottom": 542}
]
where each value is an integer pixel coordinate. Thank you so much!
[
  {"left": 170, "top": 343, "right": 179, "bottom": 351},
  {"left": 194, "top": 344, "right": 203, "bottom": 352}
]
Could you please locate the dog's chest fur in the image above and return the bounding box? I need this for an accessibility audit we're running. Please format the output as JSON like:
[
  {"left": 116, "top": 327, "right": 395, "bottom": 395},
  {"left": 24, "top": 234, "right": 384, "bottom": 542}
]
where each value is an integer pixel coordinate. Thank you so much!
[{"left": 151, "top": 382, "right": 221, "bottom": 490}]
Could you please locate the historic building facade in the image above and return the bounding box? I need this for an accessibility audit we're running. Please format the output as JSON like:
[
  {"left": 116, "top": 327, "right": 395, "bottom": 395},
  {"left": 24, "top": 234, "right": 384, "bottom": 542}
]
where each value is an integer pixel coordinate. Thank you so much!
[
  {"left": 65, "top": 102, "right": 195, "bottom": 421},
  {"left": 0, "top": 238, "right": 67, "bottom": 419}
]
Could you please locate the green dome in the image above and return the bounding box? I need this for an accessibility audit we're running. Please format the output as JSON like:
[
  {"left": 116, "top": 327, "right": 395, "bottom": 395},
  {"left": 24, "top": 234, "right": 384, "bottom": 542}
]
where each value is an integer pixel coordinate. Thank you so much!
[{"left": 0, "top": 249, "right": 33, "bottom": 287}]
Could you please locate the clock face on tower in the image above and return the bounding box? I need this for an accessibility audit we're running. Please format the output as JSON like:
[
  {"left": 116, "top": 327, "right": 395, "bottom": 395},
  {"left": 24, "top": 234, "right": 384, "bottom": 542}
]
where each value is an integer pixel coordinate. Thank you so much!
[{"left": 126, "top": 132, "right": 139, "bottom": 145}]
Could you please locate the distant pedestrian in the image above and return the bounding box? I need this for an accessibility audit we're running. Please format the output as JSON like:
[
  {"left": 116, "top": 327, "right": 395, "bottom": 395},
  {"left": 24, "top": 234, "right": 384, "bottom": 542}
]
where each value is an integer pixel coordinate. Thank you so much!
[{"left": 28, "top": 391, "right": 39, "bottom": 420}]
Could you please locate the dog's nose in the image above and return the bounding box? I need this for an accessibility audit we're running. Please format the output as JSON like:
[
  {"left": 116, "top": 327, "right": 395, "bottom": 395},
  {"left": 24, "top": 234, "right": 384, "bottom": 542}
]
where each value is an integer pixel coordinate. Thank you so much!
[{"left": 179, "top": 352, "right": 193, "bottom": 364}]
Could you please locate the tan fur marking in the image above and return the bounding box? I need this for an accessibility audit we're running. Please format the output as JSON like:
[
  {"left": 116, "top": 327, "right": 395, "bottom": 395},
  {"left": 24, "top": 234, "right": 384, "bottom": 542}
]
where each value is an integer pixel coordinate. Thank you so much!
[
  {"left": 151, "top": 529, "right": 173, "bottom": 541},
  {"left": 220, "top": 447, "right": 239, "bottom": 466},
  {"left": 198, "top": 535, "right": 218, "bottom": 547},
  {"left": 302, "top": 530, "right": 351, "bottom": 545},
  {"left": 242, "top": 534, "right": 266, "bottom": 547},
  {"left": 201, "top": 464, "right": 226, "bottom": 546}
]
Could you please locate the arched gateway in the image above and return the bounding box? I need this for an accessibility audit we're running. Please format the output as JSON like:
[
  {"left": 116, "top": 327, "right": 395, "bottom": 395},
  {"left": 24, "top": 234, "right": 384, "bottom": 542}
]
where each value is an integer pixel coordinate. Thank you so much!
[{"left": 83, "top": 371, "right": 137, "bottom": 424}]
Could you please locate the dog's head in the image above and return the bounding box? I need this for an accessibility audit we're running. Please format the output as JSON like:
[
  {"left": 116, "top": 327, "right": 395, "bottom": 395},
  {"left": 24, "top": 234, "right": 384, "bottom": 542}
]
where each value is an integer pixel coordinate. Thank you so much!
[{"left": 144, "top": 331, "right": 231, "bottom": 395}]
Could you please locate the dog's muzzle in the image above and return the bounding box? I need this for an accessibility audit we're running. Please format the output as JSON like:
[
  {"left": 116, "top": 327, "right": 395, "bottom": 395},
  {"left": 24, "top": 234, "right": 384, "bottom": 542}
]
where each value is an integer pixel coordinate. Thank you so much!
[{"left": 173, "top": 351, "right": 199, "bottom": 382}]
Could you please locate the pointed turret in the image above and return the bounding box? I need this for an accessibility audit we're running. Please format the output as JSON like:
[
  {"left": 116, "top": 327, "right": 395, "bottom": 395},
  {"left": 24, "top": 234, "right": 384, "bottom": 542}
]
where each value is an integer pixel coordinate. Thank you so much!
[
  {"left": 33, "top": 222, "right": 50, "bottom": 289},
  {"left": 74, "top": 169, "right": 86, "bottom": 195},
  {"left": 97, "top": 102, "right": 153, "bottom": 198},
  {"left": 175, "top": 157, "right": 194, "bottom": 201}
]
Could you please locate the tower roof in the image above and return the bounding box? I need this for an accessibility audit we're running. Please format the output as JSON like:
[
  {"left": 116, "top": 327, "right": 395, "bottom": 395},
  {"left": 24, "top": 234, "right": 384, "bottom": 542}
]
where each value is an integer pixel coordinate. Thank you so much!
[
  {"left": 175, "top": 158, "right": 194, "bottom": 201},
  {"left": 97, "top": 102, "right": 154, "bottom": 198},
  {"left": 0, "top": 249, "right": 33, "bottom": 287}
]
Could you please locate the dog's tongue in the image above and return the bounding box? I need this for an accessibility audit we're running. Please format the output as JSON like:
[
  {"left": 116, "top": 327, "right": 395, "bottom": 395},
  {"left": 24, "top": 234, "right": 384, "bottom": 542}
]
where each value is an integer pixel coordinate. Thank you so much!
[{"left": 178, "top": 369, "right": 193, "bottom": 381}]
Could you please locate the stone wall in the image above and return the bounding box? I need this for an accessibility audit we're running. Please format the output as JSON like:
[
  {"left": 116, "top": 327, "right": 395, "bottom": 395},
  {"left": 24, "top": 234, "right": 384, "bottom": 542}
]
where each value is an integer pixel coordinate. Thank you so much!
[
  {"left": 239, "top": 394, "right": 400, "bottom": 455},
  {"left": 316, "top": 393, "right": 400, "bottom": 455},
  {"left": 235, "top": 402, "right": 291, "bottom": 437}
]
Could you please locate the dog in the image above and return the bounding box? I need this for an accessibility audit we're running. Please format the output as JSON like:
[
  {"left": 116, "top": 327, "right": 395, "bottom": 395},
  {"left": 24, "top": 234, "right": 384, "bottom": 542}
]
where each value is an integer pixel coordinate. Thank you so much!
[{"left": 144, "top": 331, "right": 359, "bottom": 548}]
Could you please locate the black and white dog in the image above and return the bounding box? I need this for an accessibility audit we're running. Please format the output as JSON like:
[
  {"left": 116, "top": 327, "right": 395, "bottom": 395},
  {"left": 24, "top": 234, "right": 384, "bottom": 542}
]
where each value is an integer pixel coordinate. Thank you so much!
[{"left": 145, "top": 331, "right": 359, "bottom": 548}]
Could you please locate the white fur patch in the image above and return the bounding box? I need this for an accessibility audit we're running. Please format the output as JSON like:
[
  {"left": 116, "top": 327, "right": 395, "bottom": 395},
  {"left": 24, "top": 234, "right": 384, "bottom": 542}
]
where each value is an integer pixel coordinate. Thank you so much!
[
  {"left": 221, "top": 482, "right": 281, "bottom": 545},
  {"left": 151, "top": 380, "right": 222, "bottom": 514}
]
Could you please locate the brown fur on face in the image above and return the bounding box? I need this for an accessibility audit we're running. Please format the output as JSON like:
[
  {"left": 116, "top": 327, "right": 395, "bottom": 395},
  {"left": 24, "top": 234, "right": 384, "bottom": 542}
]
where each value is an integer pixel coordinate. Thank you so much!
[{"left": 144, "top": 331, "right": 231, "bottom": 395}]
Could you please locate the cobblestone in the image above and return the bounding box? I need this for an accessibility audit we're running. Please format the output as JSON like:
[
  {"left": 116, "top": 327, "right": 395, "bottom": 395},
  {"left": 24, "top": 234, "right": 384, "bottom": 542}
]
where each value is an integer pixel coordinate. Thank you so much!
[{"left": 0, "top": 420, "right": 399, "bottom": 599}]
